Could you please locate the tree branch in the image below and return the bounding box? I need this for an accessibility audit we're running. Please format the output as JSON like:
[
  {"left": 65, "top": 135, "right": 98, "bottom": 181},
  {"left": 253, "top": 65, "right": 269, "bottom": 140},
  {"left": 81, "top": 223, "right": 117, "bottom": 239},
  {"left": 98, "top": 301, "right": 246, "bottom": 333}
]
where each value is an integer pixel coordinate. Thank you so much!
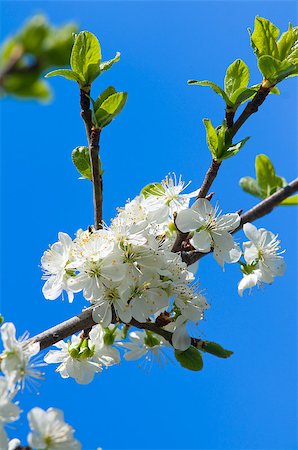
[{"left": 30, "top": 178, "right": 298, "bottom": 351}]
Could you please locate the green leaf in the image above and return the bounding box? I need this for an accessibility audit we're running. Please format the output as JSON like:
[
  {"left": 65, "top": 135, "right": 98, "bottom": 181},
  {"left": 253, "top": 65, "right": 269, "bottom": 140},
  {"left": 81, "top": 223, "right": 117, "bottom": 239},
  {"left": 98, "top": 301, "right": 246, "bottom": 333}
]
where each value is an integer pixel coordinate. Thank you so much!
[
  {"left": 141, "top": 183, "right": 164, "bottom": 198},
  {"left": 216, "top": 122, "right": 229, "bottom": 159},
  {"left": 239, "top": 176, "right": 262, "bottom": 198},
  {"left": 72, "top": 146, "right": 92, "bottom": 180},
  {"left": 258, "top": 55, "right": 297, "bottom": 83},
  {"left": 241, "top": 154, "right": 296, "bottom": 205},
  {"left": 93, "top": 86, "right": 116, "bottom": 111},
  {"left": 19, "top": 15, "right": 50, "bottom": 56},
  {"left": 188, "top": 80, "right": 232, "bottom": 106},
  {"left": 256, "top": 154, "right": 279, "bottom": 196},
  {"left": 45, "top": 69, "right": 84, "bottom": 84},
  {"left": 230, "top": 87, "right": 258, "bottom": 105},
  {"left": 250, "top": 16, "right": 280, "bottom": 59},
  {"left": 224, "top": 59, "right": 250, "bottom": 98},
  {"left": 22, "top": 79, "right": 51, "bottom": 101},
  {"left": 203, "top": 118, "right": 218, "bottom": 158},
  {"left": 202, "top": 341, "right": 233, "bottom": 358},
  {"left": 95, "top": 91, "right": 127, "bottom": 128},
  {"left": 175, "top": 346, "right": 203, "bottom": 371},
  {"left": 42, "top": 23, "right": 77, "bottom": 67},
  {"left": 72, "top": 146, "right": 103, "bottom": 180},
  {"left": 220, "top": 137, "right": 250, "bottom": 161},
  {"left": 100, "top": 51, "right": 121, "bottom": 72},
  {"left": 270, "top": 86, "right": 280, "bottom": 94},
  {"left": 70, "top": 31, "right": 101, "bottom": 85},
  {"left": 277, "top": 23, "right": 296, "bottom": 61},
  {"left": 281, "top": 195, "right": 298, "bottom": 206},
  {"left": 4, "top": 75, "right": 51, "bottom": 101}
]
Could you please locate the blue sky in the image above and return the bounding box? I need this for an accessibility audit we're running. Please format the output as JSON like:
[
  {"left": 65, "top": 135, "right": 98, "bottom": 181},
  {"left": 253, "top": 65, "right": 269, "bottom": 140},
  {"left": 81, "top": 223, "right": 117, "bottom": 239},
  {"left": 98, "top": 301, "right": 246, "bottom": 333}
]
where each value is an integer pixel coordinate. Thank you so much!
[{"left": 0, "top": 1, "right": 297, "bottom": 449}]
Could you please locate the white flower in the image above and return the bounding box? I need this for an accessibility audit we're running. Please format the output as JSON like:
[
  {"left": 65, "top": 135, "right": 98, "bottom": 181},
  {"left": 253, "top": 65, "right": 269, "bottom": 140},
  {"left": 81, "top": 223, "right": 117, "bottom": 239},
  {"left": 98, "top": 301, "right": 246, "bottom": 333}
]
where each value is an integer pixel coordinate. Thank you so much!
[
  {"left": 174, "top": 286, "right": 209, "bottom": 322},
  {"left": 119, "top": 331, "right": 169, "bottom": 363},
  {"left": 142, "top": 174, "right": 199, "bottom": 222},
  {"left": 91, "top": 283, "right": 132, "bottom": 327},
  {"left": 8, "top": 439, "right": 21, "bottom": 450},
  {"left": 170, "top": 316, "right": 191, "bottom": 351},
  {"left": 176, "top": 198, "right": 241, "bottom": 267},
  {"left": 27, "top": 407, "right": 81, "bottom": 450},
  {"left": 0, "top": 378, "right": 20, "bottom": 424},
  {"left": 0, "top": 377, "right": 20, "bottom": 449},
  {"left": 89, "top": 325, "right": 120, "bottom": 367},
  {"left": 0, "top": 323, "right": 42, "bottom": 389},
  {"left": 238, "top": 223, "right": 286, "bottom": 296},
  {"left": 121, "top": 275, "right": 169, "bottom": 323},
  {"left": 238, "top": 269, "right": 263, "bottom": 296},
  {"left": 44, "top": 331, "right": 102, "bottom": 385},
  {"left": 41, "top": 232, "right": 74, "bottom": 302}
]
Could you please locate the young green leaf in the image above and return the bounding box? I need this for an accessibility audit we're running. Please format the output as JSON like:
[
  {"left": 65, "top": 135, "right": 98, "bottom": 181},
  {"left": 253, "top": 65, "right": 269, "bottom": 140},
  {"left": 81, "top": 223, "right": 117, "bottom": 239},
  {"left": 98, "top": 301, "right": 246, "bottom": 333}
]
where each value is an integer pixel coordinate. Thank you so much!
[
  {"left": 224, "top": 59, "right": 250, "bottom": 98},
  {"left": 72, "top": 146, "right": 92, "bottom": 180},
  {"left": 95, "top": 91, "right": 127, "bottom": 128},
  {"left": 258, "top": 55, "right": 296, "bottom": 83},
  {"left": 188, "top": 80, "right": 232, "bottom": 106},
  {"left": 94, "top": 86, "right": 117, "bottom": 111},
  {"left": 4, "top": 75, "right": 51, "bottom": 102},
  {"left": 256, "top": 154, "right": 280, "bottom": 196},
  {"left": 203, "top": 118, "right": 218, "bottom": 158},
  {"left": 45, "top": 69, "right": 84, "bottom": 84},
  {"left": 270, "top": 86, "right": 280, "bottom": 94},
  {"left": 239, "top": 176, "right": 262, "bottom": 198},
  {"left": 240, "top": 154, "right": 295, "bottom": 205},
  {"left": 100, "top": 51, "right": 121, "bottom": 72},
  {"left": 70, "top": 31, "right": 101, "bottom": 86},
  {"left": 280, "top": 194, "right": 298, "bottom": 206},
  {"left": 202, "top": 342, "right": 234, "bottom": 358},
  {"left": 230, "top": 87, "right": 258, "bottom": 106},
  {"left": 277, "top": 23, "right": 298, "bottom": 62},
  {"left": 175, "top": 347, "right": 203, "bottom": 371},
  {"left": 19, "top": 15, "right": 50, "bottom": 56},
  {"left": 220, "top": 137, "right": 250, "bottom": 161},
  {"left": 249, "top": 16, "right": 280, "bottom": 59}
]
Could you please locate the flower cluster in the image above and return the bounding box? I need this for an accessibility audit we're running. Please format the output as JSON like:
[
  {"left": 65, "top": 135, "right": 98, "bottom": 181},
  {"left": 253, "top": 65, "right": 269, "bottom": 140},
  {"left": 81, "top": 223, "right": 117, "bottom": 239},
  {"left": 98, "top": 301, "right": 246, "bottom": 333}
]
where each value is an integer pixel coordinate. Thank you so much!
[
  {"left": 41, "top": 175, "right": 286, "bottom": 357},
  {"left": 41, "top": 175, "right": 209, "bottom": 351}
]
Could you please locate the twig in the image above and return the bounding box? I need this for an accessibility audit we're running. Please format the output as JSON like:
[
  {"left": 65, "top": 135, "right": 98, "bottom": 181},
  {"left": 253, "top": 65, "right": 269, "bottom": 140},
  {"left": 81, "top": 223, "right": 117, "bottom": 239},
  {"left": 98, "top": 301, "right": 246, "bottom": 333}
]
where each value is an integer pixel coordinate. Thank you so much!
[
  {"left": 225, "top": 107, "right": 235, "bottom": 129},
  {"left": 230, "top": 84, "right": 271, "bottom": 138},
  {"left": 197, "top": 158, "right": 221, "bottom": 198},
  {"left": 171, "top": 84, "right": 273, "bottom": 254},
  {"left": 90, "top": 128, "right": 103, "bottom": 230},
  {"left": 80, "top": 89, "right": 93, "bottom": 145},
  {"left": 30, "top": 178, "right": 298, "bottom": 351},
  {"left": 80, "top": 89, "right": 103, "bottom": 230}
]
